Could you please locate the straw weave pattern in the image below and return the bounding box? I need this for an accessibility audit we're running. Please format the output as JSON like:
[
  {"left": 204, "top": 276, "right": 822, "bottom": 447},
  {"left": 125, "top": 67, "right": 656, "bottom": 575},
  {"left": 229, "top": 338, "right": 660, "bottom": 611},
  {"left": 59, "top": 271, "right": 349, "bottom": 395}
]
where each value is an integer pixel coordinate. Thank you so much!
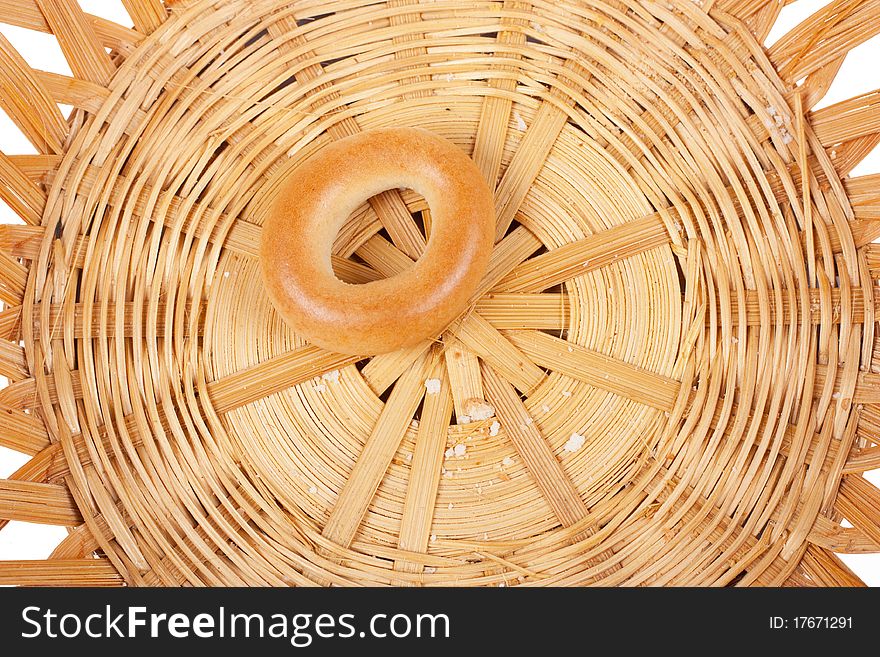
[{"left": 0, "top": 0, "right": 879, "bottom": 586}]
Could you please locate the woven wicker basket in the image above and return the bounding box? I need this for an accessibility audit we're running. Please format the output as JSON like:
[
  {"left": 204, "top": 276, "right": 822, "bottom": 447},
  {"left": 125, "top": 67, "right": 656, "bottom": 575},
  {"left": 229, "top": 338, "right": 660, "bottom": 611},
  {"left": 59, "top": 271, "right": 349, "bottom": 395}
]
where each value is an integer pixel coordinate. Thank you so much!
[{"left": 0, "top": 0, "right": 879, "bottom": 586}]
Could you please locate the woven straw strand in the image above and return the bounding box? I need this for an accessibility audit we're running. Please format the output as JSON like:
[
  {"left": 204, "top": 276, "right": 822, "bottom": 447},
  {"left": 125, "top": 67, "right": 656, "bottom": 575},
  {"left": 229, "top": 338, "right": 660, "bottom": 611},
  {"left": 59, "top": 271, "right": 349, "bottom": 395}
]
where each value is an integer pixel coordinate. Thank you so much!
[{"left": 0, "top": 0, "right": 877, "bottom": 587}]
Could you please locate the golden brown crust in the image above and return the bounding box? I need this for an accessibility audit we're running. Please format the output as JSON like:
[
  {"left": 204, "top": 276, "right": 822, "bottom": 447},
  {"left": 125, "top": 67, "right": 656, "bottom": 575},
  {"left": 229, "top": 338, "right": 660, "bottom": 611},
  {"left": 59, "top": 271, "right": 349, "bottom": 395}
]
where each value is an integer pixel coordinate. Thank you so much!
[{"left": 260, "top": 128, "right": 495, "bottom": 355}]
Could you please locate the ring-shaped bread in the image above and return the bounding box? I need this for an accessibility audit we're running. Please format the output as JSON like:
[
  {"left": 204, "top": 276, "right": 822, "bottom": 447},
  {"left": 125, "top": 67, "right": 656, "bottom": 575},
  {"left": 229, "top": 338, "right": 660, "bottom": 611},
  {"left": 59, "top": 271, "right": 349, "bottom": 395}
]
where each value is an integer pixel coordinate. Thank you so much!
[{"left": 260, "top": 128, "right": 495, "bottom": 355}]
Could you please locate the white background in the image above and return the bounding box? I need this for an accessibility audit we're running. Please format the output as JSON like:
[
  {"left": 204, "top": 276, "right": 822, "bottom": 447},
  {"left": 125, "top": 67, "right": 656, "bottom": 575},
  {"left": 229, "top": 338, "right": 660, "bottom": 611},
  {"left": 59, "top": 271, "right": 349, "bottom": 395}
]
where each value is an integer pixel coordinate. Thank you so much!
[{"left": 0, "top": 1, "right": 878, "bottom": 585}]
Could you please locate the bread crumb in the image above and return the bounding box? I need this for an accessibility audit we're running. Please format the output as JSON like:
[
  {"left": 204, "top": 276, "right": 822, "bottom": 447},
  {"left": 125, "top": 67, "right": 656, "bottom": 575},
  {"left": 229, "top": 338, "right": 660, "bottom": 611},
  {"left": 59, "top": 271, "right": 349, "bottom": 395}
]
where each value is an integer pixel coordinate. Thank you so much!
[
  {"left": 457, "top": 414, "right": 472, "bottom": 424},
  {"left": 322, "top": 370, "right": 340, "bottom": 383},
  {"left": 502, "top": 456, "right": 513, "bottom": 467},
  {"left": 445, "top": 447, "right": 455, "bottom": 459},
  {"left": 404, "top": 452, "right": 413, "bottom": 463},
  {"left": 308, "top": 485, "right": 318, "bottom": 494},
  {"left": 447, "top": 502, "right": 454, "bottom": 510},
  {"left": 489, "top": 420, "right": 501, "bottom": 436},
  {"left": 424, "top": 566, "right": 436, "bottom": 574},
  {"left": 313, "top": 383, "right": 327, "bottom": 393},
  {"left": 453, "top": 443, "right": 467, "bottom": 457},
  {"left": 564, "top": 432, "right": 586, "bottom": 453},
  {"left": 514, "top": 111, "right": 527, "bottom": 131},
  {"left": 541, "top": 404, "right": 550, "bottom": 413},
  {"left": 430, "top": 534, "right": 437, "bottom": 543},
  {"left": 561, "top": 390, "right": 572, "bottom": 398},
  {"left": 425, "top": 378, "right": 441, "bottom": 394},
  {"left": 463, "top": 398, "right": 495, "bottom": 421}
]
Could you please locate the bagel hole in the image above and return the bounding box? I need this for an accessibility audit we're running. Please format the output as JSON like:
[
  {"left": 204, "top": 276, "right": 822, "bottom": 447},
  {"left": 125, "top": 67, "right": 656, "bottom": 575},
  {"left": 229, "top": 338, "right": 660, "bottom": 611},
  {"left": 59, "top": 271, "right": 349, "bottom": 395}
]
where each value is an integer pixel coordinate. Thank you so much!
[{"left": 331, "top": 189, "right": 429, "bottom": 283}]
